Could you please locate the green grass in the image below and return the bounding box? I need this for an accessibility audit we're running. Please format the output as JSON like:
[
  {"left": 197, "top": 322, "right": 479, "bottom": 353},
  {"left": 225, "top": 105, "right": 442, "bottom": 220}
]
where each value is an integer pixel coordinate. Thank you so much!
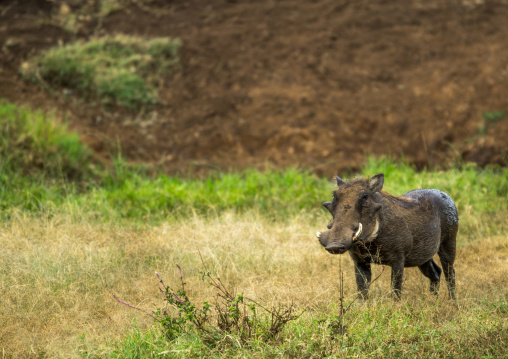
[
  {"left": 0, "top": 100, "right": 90, "bottom": 177},
  {"left": 5, "top": 155, "right": 507, "bottom": 239},
  {"left": 1, "top": 100, "right": 507, "bottom": 239},
  {"left": 90, "top": 160, "right": 330, "bottom": 220},
  {"left": 100, "top": 300, "right": 506, "bottom": 358},
  {"left": 0, "top": 100, "right": 91, "bottom": 212},
  {"left": 2, "top": 101, "right": 506, "bottom": 225},
  {"left": 20, "top": 35, "right": 181, "bottom": 109}
]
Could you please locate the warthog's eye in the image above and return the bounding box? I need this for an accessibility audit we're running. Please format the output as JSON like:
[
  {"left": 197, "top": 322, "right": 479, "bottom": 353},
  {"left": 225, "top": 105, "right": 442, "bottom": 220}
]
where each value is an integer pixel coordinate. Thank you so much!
[{"left": 357, "top": 193, "right": 369, "bottom": 212}]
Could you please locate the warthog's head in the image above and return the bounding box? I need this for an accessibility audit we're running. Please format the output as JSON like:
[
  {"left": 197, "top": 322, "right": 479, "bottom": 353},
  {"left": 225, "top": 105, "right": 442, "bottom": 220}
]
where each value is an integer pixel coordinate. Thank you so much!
[{"left": 317, "top": 174, "right": 384, "bottom": 254}]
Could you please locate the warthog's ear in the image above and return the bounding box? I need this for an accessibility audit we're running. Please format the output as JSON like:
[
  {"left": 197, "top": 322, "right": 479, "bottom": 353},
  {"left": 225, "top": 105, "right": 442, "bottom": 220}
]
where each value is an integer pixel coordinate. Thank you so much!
[
  {"left": 369, "top": 173, "right": 384, "bottom": 193},
  {"left": 336, "top": 175, "right": 345, "bottom": 186}
]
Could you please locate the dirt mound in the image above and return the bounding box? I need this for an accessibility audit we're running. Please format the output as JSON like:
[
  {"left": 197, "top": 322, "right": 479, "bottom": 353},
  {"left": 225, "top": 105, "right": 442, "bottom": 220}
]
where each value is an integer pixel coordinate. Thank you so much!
[{"left": 1, "top": 0, "right": 507, "bottom": 176}]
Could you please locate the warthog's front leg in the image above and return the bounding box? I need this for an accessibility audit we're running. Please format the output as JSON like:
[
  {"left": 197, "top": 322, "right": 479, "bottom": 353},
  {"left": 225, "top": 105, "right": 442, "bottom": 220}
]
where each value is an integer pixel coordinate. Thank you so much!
[
  {"left": 354, "top": 262, "right": 372, "bottom": 299},
  {"left": 391, "top": 262, "right": 405, "bottom": 300}
]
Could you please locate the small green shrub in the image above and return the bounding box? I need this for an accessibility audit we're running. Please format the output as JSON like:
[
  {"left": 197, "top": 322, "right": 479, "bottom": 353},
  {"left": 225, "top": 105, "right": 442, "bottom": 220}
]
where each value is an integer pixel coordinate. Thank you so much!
[
  {"left": 21, "top": 35, "right": 181, "bottom": 109},
  {"left": 114, "top": 263, "right": 300, "bottom": 350}
]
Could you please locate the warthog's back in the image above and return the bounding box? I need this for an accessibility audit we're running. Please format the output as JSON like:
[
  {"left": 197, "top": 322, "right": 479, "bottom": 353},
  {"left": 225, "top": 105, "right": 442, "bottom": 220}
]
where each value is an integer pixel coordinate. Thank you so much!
[
  {"left": 402, "top": 189, "right": 459, "bottom": 228},
  {"left": 399, "top": 189, "right": 458, "bottom": 266}
]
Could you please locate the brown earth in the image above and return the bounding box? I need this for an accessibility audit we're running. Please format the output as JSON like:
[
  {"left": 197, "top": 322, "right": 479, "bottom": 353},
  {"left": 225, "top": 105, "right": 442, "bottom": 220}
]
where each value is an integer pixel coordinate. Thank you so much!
[{"left": 1, "top": 0, "right": 508, "bottom": 176}]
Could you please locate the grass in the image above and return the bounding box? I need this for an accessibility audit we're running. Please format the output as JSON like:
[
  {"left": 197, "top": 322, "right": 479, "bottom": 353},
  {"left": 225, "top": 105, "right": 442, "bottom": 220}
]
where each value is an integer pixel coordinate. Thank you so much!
[
  {"left": 0, "top": 101, "right": 90, "bottom": 178},
  {"left": 20, "top": 35, "right": 181, "bottom": 109},
  {"left": 1, "top": 213, "right": 506, "bottom": 358},
  {"left": 4, "top": 156, "right": 507, "bottom": 240},
  {"left": 0, "top": 100, "right": 92, "bottom": 213},
  {"left": 0, "top": 102, "right": 507, "bottom": 357},
  {"left": 2, "top": 101, "right": 507, "bottom": 236}
]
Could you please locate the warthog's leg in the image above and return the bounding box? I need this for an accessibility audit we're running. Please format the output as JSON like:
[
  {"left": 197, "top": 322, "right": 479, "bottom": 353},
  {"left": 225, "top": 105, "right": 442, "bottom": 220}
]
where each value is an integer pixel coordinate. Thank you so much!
[
  {"left": 439, "top": 245, "right": 456, "bottom": 299},
  {"left": 418, "top": 259, "right": 442, "bottom": 295},
  {"left": 438, "top": 224, "right": 458, "bottom": 299},
  {"left": 354, "top": 262, "right": 371, "bottom": 299},
  {"left": 391, "top": 262, "right": 405, "bottom": 300}
]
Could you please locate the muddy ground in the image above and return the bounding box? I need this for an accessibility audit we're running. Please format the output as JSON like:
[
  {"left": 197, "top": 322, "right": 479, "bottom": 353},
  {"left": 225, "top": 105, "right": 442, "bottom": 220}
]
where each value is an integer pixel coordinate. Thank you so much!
[{"left": 1, "top": 0, "right": 507, "bottom": 176}]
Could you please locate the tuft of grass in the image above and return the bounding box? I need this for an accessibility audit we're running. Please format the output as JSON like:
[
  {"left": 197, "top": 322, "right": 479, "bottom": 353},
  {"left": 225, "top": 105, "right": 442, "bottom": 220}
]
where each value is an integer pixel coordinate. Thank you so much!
[
  {"left": 113, "top": 267, "right": 300, "bottom": 349},
  {"left": 0, "top": 100, "right": 90, "bottom": 177},
  {"left": 0, "top": 100, "right": 92, "bottom": 213},
  {"left": 21, "top": 35, "right": 181, "bottom": 109}
]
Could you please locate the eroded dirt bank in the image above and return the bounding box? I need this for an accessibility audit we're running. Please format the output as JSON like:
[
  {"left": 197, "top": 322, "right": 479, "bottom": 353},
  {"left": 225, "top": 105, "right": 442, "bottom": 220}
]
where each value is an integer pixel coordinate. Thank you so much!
[{"left": 1, "top": 0, "right": 507, "bottom": 175}]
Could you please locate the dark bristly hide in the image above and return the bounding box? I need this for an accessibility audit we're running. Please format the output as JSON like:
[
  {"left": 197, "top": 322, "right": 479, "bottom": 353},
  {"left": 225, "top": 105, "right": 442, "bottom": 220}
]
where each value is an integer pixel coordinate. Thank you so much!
[{"left": 317, "top": 174, "right": 458, "bottom": 300}]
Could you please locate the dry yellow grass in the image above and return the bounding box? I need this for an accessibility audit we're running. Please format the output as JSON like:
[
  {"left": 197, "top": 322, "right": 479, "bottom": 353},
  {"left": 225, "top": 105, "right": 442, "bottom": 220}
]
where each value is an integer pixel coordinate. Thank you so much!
[{"left": 1, "top": 211, "right": 507, "bottom": 357}]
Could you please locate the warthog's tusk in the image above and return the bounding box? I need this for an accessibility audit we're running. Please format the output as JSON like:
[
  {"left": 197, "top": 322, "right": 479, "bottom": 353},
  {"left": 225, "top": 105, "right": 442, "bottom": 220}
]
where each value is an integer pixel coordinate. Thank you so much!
[
  {"left": 368, "top": 219, "right": 380, "bottom": 241},
  {"left": 352, "top": 223, "right": 363, "bottom": 242},
  {"left": 317, "top": 231, "right": 321, "bottom": 238}
]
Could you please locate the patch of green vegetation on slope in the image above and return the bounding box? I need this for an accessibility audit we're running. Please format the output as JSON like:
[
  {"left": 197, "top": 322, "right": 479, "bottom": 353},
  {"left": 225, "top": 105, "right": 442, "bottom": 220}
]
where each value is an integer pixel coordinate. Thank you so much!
[
  {"left": 0, "top": 101, "right": 90, "bottom": 177},
  {"left": 0, "top": 101, "right": 92, "bottom": 211},
  {"left": 20, "top": 35, "right": 181, "bottom": 109}
]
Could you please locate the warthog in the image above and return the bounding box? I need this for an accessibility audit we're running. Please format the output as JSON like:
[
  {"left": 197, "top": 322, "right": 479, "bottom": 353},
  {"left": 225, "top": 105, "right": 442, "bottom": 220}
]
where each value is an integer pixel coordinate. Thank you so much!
[{"left": 317, "top": 174, "right": 458, "bottom": 299}]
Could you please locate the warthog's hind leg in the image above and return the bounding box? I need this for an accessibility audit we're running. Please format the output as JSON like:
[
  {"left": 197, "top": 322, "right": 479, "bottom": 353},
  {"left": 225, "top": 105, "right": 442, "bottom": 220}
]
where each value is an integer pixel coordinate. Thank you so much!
[
  {"left": 439, "top": 252, "right": 456, "bottom": 299},
  {"left": 418, "top": 259, "right": 442, "bottom": 295},
  {"left": 438, "top": 221, "right": 458, "bottom": 299}
]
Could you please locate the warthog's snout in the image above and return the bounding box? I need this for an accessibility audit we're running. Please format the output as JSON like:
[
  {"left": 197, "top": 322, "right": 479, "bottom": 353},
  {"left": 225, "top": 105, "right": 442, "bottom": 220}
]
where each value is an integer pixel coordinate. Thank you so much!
[
  {"left": 317, "top": 230, "right": 354, "bottom": 255},
  {"left": 325, "top": 243, "right": 347, "bottom": 254}
]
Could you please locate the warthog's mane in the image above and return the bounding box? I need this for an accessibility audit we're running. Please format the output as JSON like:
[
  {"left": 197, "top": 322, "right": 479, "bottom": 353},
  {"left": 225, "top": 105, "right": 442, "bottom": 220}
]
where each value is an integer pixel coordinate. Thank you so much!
[
  {"left": 337, "top": 177, "right": 419, "bottom": 209},
  {"left": 337, "top": 177, "right": 369, "bottom": 189},
  {"left": 380, "top": 191, "right": 420, "bottom": 209}
]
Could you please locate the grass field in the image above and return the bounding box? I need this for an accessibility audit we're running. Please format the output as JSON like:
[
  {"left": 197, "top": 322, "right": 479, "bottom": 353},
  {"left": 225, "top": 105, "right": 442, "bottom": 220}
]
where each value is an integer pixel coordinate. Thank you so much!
[
  {"left": 0, "top": 102, "right": 507, "bottom": 358},
  {"left": 2, "top": 213, "right": 507, "bottom": 358}
]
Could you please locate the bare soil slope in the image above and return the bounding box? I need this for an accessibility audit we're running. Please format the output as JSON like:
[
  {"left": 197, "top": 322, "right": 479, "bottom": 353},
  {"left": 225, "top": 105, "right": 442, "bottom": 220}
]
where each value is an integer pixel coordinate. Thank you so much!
[{"left": 1, "top": 0, "right": 508, "bottom": 175}]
